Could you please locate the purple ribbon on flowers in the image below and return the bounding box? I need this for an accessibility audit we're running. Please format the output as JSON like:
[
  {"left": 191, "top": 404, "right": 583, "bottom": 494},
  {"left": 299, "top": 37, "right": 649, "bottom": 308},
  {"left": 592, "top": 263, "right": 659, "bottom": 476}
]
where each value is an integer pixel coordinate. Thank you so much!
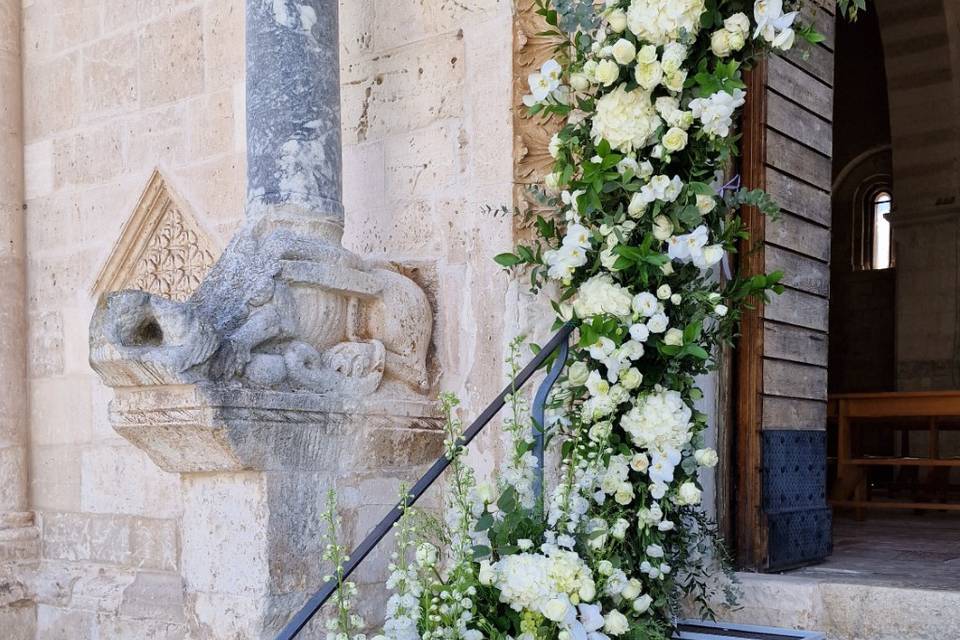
[
  {"left": 716, "top": 174, "right": 742, "bottom": 196},
  {"left": 715, "top": 174, "right": 741, "bottom": 280}
]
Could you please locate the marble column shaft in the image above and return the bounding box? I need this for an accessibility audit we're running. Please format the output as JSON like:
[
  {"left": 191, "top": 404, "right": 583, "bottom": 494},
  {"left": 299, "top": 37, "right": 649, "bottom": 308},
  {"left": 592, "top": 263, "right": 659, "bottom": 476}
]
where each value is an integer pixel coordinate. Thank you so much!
[
  {"left": 0, "top": 0, "right": 29, "bottom": 518},
  {"left": 246, "top": 0, "right": 344, "bottom": 228}
]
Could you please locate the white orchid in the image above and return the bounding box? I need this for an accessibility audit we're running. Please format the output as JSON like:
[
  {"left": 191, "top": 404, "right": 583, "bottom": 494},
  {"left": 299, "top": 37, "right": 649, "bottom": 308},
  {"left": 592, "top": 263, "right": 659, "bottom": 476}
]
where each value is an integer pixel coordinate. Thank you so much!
[{"left": 753, "top": 0, "right": 798, "bottom": 46}]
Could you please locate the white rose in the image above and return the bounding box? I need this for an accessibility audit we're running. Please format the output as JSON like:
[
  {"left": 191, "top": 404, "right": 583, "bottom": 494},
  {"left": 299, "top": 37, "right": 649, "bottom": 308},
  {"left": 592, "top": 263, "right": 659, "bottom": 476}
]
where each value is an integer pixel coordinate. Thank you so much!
[
  {"left": 611, "top": 519, "right": 630, "bottom": 540},
  {"left": 656, "top": 284, "right": 672, "bottom": 299},
  {"left": 621, "top": 578, "right": 642, "bottom": 600},
  {"left": 589, "top": 421, "right": 613, "bottom": 442},
  {"left": 663, "top": 69, "right": 687, "bottom": 93},
  {"left": 614, "top": 484, "right": 634, "bottom": 505},
  {"left": 627, "top": 0, "right": 705, "bottom": 45},
  {"left": 664, "top": 328, "right": 684, "bottom": 346},
  {"left": 711, "top": 29, "right": 733, "bottom": 57},
  {"left": 632, "top": 594, "right": 653, "bottom": 614},
  {"left": 636, "top": 44, "right": 658, "bottom": 64},
  {"left": 630, "top": 453, "right": 649, "bottom": 473},
  {"left": 725, "top": 12, "right": 751, "bottom": 37},
  {"left": 608, "top": 8, "right": 628, "bottom": 32},
  {"left": 632, "top": 292, "right": 658, "bottom": 317},
  {"left": 604, "top": 610, "right": 630, "bottom": 636},
  {"left": 598, "top": 560, "right": 614, "bottom": 576},
  {"left": 662, "top": 126, "right": 688, "bottom": 152},
  {"left": 568, "top": 361, "right": 591, "bottom": 386},
  {"left": 652, "top": 215, "right": 674, "bottom": 241},
  {"left": 579, "top": 579, "right": 597, "bottom": 602},
  {"left": 715, "top": 304, "right": 729, "bottom": 317},
  {"left": 646, "top": 312, "right": 669, "bottom": 334},
  {"left": 543, "top": 598, "right": 572, "bottom": 623},
  {"left": 670, "top": 293, "right": 682, "bottom": 305},
  {"left": 595, "top": 59, "right": 620, "bottom": 86},
  {"left": 696, "top": 194, "right": 716, "bottom": 214},
  {"left": 695, "top": 448, "right": 719, "bottom": 468},
  {"left": 620, "top": 367, "right": 642, "bottom": 390},
  {"left": 677, "top": 481, "right": 703, "bottom": 505},
  {"left": 618, "top": 156, "right": 639, "bottom": 176},
  {"left": 646, "top": 544, "right": 664, "bottom": 558},
  {"left": 628, "top": 192, "right": 647, "bottom": 217},
  {"left": 634, "top": 61, "right": 663, "bottom": 90},
  {"left": 629, "top": 323, "right": 650, "bottom": 342},
  {"left": 570, "top": 72, "right": 590, "bottom": 92},
  {"left": 583, "top": 59, "right": 599, "bottom": 81},
  {"left": 612, "top": 38, "right": 637, "bottom": 65}
]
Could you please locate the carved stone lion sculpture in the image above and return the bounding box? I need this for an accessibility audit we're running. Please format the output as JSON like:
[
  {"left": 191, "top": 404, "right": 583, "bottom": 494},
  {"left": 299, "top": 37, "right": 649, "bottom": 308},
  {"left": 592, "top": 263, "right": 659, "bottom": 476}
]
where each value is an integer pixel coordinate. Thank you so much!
[{"left": 90, "top": 217, "right": 433, "bottom": 397}]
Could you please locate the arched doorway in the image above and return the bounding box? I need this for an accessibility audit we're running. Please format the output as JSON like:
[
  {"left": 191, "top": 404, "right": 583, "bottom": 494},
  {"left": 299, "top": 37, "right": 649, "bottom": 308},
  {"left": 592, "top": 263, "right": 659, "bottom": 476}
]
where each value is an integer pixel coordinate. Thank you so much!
[{"left": 821, "top": 0, "right": 960, "bottom": 587}]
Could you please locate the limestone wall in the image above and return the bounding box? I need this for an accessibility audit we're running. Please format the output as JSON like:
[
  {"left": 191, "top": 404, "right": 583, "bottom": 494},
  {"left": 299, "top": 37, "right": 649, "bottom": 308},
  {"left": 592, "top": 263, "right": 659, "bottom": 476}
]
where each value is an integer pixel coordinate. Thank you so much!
[
  {"left": 18, "top": 0, "right": 520, "bottom": 637},
  {"left": 21, "top": 0, "right": 245, "bottom": 636}
]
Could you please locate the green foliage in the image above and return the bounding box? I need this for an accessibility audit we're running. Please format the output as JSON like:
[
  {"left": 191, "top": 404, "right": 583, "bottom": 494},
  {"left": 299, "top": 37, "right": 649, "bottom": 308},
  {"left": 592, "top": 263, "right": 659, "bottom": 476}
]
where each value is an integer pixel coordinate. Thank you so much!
[{"left": 836, "top": 0, "right": 867, "bottom": 20}]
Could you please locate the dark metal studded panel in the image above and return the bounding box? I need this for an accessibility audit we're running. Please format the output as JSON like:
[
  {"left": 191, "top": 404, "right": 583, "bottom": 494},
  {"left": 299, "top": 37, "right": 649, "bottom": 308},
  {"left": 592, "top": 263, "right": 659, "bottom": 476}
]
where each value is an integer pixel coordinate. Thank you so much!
[{"left": 761, "top": 430, "right": 832, "bottom": 570}]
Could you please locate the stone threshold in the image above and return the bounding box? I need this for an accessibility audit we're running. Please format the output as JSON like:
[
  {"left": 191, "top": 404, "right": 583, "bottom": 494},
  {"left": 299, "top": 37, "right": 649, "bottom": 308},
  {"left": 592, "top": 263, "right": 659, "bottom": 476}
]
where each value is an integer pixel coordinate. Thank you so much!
[{"left": 716, "top": 572, "right": 960, "bottom": 640}]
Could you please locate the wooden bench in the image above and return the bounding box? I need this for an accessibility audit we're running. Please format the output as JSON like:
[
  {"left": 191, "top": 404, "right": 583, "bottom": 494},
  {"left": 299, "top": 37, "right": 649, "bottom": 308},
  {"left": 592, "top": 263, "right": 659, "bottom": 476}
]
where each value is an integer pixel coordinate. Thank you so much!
[{"left": 829, "top": 391, "right": 960, "bottom": 515}]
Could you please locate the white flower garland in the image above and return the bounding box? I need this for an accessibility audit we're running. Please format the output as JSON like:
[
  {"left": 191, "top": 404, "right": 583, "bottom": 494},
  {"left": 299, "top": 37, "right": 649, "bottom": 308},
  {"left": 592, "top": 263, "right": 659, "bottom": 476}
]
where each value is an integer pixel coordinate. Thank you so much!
[{"left": 346, "top": 2, "right": 860, "bottom": 640}]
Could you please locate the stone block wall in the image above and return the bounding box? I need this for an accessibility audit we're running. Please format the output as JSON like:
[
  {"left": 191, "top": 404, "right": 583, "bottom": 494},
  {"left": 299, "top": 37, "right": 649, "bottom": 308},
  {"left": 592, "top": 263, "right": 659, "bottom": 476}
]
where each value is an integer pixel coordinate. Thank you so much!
[
  {"left": 20, "top": 0, "right": 245, "bottom": 635},
  {"left": 16, "top": 0, "right": 522, "bottom": 637}
]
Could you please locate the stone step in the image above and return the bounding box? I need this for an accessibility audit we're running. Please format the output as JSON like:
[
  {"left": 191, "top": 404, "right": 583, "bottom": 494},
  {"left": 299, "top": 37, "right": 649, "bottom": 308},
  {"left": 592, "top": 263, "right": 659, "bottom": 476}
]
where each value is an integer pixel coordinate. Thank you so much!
[{"left": 718, "top": 573, "right": 960, "bottom": 640}]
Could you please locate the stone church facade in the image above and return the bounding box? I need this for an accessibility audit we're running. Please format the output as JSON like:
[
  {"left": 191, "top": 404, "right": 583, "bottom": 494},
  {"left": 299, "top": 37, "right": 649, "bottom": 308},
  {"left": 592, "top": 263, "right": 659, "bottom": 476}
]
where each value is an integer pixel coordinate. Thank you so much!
[{"left": 1, "top": 1, "right": 960, "bottom": 639}]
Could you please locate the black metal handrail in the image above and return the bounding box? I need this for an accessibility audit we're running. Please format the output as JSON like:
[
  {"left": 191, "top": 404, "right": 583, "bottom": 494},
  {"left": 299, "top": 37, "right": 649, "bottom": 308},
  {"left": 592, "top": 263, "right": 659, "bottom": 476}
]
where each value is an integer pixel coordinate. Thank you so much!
[{"left": 276, "top": 322, "right": 576, "bottom": 639}]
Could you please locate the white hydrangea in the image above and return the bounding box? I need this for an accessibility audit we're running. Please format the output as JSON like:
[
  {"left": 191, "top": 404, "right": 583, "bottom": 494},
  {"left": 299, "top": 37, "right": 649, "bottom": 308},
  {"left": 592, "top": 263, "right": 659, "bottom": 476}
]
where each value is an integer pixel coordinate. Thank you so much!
[
  {"left": 574, "top": 275, "right": 633, "bottom": 319},
  {"left": 626, "top": 0, "right": 706, "bottom": 45},
  {"left": 690, "top": 89, "right": 747, "bottom": 138},
  {"left": 492, "top": 546, "right": 596, "bottom": 617},
  {"left": 591, "top": 85, "right": 661, "bottom": 152},
  {"left": 620, "top": 388, "right": 694, "bottom": 453}
]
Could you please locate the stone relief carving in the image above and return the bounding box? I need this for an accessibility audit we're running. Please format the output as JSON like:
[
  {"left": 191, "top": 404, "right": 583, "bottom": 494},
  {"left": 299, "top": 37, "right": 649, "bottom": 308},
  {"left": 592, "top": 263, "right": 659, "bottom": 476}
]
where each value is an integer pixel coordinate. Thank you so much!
[
  {"left": 513, "top": 0, "right": 564, "bottom": 225},
  {"left": 92, "top": 170, "right": 219, "bottom": 303},
  {"left": 90, "top": 217, "right": 433, "bottom": 398}
]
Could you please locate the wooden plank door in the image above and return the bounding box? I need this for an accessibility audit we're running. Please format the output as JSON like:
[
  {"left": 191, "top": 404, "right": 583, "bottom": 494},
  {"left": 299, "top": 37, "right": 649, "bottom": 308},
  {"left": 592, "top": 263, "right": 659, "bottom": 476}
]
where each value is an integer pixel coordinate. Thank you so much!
[{"left": 734, "top": 2, "right": 836, "bottom": 571}]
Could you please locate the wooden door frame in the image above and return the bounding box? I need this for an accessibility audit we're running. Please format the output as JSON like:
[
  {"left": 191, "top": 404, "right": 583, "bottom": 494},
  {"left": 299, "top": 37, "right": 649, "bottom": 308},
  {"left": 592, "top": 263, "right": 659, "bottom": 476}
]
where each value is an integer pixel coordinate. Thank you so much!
[{"left": 732, "top": 60, "right": 769, "bottom": 570}]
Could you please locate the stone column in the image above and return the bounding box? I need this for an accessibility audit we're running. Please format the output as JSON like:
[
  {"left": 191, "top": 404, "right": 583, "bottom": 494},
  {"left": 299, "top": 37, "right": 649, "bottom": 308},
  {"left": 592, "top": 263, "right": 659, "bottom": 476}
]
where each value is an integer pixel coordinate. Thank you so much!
[
  {"left": 246, "top": 0, "right": 344, "bottom": 239},
  {"left": 0, "top": 2, "right": 38, "bottom": 637},
  {"left": 0, "top": 0, "right": 35, "bottom": 556}
]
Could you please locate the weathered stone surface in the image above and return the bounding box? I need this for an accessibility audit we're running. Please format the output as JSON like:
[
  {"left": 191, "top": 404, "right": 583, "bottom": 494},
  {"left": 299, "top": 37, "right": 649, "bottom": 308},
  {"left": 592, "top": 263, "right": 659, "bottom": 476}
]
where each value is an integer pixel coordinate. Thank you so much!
[
  {"left": 139, "top": 7, "right": 205, "bottom": 108},
  {"left": 247, "top": 0, "right": 343, "bottom": 222}
]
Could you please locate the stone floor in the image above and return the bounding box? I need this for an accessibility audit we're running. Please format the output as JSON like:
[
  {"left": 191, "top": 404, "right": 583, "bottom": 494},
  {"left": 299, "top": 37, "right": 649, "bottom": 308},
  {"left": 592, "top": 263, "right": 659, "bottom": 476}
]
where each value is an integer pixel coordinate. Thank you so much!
[{"left": 796, "top": 512, "right": 960, "bottom": 590}]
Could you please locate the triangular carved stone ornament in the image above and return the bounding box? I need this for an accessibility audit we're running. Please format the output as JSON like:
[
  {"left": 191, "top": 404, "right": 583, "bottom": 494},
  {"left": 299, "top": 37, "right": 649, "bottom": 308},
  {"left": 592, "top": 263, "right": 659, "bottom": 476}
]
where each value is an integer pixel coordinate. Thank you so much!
[{"left": 92, "top": 170, "right": 220, "bottom": 302}]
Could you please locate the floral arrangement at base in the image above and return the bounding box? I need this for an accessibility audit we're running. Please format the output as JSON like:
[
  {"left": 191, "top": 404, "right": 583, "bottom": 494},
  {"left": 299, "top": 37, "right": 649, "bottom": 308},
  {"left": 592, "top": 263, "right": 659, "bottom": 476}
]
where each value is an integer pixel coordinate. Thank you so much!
[{"left": 323, "top": 2, "right": 863, "bottom": 639}]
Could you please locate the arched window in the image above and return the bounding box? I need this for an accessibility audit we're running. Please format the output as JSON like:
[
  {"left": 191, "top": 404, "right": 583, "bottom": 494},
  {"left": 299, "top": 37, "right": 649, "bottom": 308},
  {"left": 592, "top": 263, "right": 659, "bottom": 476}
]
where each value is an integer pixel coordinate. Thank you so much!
[
  {"left": 871, "top": 191, "right": 893, "bottom": 269},
  {"left": 851, "top": 183, "right": 894, "bottom": 271}
]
